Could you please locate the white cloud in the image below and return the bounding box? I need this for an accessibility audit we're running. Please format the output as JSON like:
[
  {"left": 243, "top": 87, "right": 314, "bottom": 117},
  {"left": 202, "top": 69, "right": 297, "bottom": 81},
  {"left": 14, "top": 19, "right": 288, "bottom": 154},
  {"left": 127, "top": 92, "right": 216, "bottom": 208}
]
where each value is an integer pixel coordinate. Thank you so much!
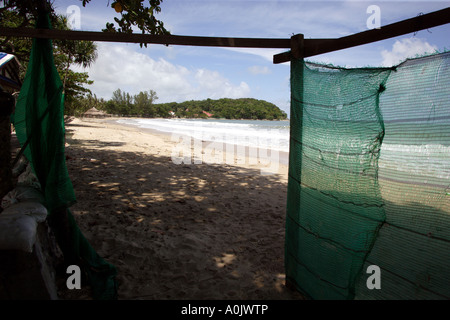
[
  {"left": 193, "top": 69, "right": 250, "bottom": 99},
  {"left": 380, "top": 38, "right": 438, "bottom": 67},
  {"left": 248, "top": 65, "right": 271, "bottom": 75},
  {"left": 223, "top": 47, "right": 286, "bottom": 63},
  {"left": 76, "top": 43, "right": 250, "bottom": 102}
]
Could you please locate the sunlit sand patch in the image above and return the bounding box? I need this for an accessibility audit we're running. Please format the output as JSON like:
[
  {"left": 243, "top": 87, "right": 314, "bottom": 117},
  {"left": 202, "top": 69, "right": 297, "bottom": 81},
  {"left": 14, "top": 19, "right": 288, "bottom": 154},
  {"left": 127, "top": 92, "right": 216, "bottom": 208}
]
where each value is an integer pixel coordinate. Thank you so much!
[{"left": 214, "top": 253, "right": 236, "bottom": 268}]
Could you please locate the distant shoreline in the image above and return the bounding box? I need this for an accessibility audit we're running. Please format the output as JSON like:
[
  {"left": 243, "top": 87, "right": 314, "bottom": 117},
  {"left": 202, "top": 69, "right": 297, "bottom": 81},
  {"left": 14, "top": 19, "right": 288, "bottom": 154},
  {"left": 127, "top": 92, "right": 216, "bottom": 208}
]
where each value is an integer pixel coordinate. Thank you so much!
[
  {"left": 104, "top": 117, "right": 290, "bottom": 166},
  {"left": 98, "top": 115, "right": 290, "bottom": 121}
]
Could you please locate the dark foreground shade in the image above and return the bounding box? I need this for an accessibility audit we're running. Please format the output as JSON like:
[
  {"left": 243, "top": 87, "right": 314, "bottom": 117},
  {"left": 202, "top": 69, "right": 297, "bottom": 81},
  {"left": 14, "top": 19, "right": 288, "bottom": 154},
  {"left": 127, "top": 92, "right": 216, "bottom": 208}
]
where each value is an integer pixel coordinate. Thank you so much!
[{"left": 13, "top": 13, "right": 117, "bottom": 300}]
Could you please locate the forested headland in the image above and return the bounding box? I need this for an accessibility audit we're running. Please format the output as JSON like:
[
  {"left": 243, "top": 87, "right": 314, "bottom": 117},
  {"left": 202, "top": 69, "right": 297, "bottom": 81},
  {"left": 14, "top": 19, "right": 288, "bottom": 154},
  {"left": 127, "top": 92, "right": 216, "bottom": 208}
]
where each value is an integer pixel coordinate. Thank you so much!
[
  {"left": 153, "top": 98, "right": 288, "bottom": 120},
  {"left": 80, "top": 89, "right": 288, "bottom": 120}
]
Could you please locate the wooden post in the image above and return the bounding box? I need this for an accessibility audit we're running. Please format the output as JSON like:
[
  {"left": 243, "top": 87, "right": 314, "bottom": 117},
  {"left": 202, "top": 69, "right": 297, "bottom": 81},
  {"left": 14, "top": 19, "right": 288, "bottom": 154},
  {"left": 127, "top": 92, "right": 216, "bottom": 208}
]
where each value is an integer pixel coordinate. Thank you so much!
[
  {"left": 290, "top": 34, "right": 304, "bottom": 60},
  {"left": 0, "top": 91, "right": 15, "bottom": 202},
  {"left": 284, "top": 34, "right": 305, "bottom": 294}
]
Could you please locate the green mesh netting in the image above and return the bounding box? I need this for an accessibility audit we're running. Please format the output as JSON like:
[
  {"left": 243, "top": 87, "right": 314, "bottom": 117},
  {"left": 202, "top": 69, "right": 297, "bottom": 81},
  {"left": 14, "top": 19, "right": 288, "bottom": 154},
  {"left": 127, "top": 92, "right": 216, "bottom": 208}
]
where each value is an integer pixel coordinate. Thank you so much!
[
  {"left": 286, "top": 52, "right": 450, "bottom": 300},
  {"left": 13, "top": 13, "right": 117, "bottom": 300}
]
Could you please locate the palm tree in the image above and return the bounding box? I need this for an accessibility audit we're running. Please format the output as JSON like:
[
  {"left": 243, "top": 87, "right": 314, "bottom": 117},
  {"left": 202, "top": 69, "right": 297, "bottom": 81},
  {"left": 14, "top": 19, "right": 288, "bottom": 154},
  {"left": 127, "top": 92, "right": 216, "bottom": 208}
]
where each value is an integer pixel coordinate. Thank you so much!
[
  {"left": 60, "top": 40, "right": 98, "bottom": 94},
  {"left": 53, "top": 15, "right": 98, "bottom": 95}
]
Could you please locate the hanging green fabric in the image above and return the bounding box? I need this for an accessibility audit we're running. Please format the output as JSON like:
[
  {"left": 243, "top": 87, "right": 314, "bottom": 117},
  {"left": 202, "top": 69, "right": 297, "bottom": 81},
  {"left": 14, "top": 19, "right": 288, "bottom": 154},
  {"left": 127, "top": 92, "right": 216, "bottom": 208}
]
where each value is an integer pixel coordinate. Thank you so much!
[{"left": 13, "top": 13, "right": 117, "bottom": 300}]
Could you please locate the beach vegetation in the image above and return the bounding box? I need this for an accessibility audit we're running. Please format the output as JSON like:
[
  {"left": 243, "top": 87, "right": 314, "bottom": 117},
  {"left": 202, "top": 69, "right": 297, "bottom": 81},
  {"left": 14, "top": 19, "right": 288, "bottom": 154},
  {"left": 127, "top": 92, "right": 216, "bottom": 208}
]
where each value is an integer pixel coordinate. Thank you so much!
[
  {"left": 100, "top": 88, "right": 159, "bottom": 117},
  {"left": 0, "top": 8, "right": 97, "bottom": 116},
  {"left": 155, "top": 98, "right": 288, "bottom": 120},
  {"left": 93, "top": 88, "right": 287, "bottom": 120},
  {"left": 70, "top": 93, "right": 107, "bottom": 117}
]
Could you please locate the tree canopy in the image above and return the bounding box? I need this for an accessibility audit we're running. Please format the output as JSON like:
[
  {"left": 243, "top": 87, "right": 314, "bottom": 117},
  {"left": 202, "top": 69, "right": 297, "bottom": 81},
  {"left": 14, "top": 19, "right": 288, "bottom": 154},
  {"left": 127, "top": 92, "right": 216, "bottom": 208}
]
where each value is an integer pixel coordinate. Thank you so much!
[
  {"left": 96, "top": 0, "right": 170, "bottom": 40},
  {"left": 0, "top": 10, "right": 98, "bottom": 114},
  {"left": 101, "top": 88, "right": 159, "bottom": 117},
  {"left": 154, "top": 98, "right": 288, "bottom": 120},
  {"left": 0, "top": 1, "right": 169, "bottom": 38},
  {"left": 92, "top": 89, "right": 287, "bottom": 120}
]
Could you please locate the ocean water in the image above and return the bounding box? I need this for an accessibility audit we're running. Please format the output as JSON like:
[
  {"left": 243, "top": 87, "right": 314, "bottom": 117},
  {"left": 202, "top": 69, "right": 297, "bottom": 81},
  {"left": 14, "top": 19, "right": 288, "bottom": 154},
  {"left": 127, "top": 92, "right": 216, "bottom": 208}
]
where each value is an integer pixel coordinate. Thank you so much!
[
  {"left": 116, "top": 118, "right": 291, "bottom": 153},
  {"left": 115, "top": 118, "right": 449, "bottom": 187},
  {"left": 379, "top": 143, "right": 450, "bottom": 188}
]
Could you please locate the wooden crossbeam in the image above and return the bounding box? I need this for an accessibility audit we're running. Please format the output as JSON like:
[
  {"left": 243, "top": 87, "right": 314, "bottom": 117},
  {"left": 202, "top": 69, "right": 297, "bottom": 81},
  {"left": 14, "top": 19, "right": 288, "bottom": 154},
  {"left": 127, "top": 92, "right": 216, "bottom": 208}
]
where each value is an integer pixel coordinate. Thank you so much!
[
  {"left": 0, "top": 27, "right": 291, "bottom": 49},
  {"left": 274, "top": 7, "right": 450, "bottom": 63},
  {"left": 0, "top": 7, "right": 448, "bottom": 63}
]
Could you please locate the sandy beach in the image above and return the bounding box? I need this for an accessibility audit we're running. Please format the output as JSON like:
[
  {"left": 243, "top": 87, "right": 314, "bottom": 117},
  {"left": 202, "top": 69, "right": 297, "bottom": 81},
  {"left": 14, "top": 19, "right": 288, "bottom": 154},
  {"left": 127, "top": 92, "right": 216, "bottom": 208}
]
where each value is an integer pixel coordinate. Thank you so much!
[{"left": 60, "top": 116, "right": 304, "bottom": 300}]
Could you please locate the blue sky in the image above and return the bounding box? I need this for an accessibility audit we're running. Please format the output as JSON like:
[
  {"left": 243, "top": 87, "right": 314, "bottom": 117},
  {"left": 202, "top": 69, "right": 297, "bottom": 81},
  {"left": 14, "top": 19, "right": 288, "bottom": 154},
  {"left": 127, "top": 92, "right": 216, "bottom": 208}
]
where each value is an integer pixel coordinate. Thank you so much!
[{"left": 53, "top": 0, "right": 450, "bottom": 117}]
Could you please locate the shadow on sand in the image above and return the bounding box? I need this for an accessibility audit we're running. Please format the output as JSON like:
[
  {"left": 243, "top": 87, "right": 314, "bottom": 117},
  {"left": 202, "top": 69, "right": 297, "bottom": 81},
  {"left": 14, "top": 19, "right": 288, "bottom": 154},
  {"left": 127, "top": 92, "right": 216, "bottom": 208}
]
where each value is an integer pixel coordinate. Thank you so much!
[{"left": 62, "top": 130, "right": 304, "bottom": 300}]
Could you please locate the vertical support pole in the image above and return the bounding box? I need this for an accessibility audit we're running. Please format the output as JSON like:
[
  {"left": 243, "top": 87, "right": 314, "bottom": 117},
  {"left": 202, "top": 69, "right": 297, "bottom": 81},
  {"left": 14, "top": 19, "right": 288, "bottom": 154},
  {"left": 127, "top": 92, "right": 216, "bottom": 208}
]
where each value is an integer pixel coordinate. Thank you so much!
[
  {"left": 290, "top": 34, "right": 304, "bottom": 60},
  {"left": 285, "top": 34, "right": 305, "bottom": 294},
  {"left": 0, "top": 91, "right": 15, "bottom": 202}
]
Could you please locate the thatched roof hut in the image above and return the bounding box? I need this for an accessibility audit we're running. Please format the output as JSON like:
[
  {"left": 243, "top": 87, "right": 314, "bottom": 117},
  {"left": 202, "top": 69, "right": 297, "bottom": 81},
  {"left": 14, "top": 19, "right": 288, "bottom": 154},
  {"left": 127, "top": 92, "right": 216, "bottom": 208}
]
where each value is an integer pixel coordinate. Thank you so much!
[{"left": 83, "top": 107, "right": 108, "bottom": 118}]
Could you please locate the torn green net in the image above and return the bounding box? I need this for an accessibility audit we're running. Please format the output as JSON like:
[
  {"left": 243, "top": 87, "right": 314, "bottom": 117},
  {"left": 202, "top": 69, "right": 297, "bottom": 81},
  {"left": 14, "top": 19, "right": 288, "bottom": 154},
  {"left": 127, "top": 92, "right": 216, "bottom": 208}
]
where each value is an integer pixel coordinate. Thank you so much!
[
  {"left": 286, "top": 53, "right": 450, "bottom": 300},
  {"left": 13, "top": 13, "right": 117, "bottom": 300}
]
